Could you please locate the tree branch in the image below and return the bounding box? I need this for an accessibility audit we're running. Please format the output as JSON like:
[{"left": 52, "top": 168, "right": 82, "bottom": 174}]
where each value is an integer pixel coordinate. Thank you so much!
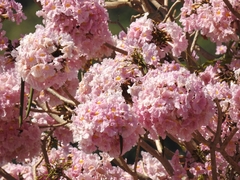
[{"left": 0, "top": 167, "right": 16, "bottom": 180}]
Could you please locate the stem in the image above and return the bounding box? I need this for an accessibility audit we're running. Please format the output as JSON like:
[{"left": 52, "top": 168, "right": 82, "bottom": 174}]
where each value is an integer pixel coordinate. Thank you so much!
[
  {"left": 46, "top": 88, "right": 76, "bottom": 106},
  {"left": 61, "top": 86, "right": 80, "bottom": 106},
  {"left": 190, "top": 30, "right": 199, "bottom": 53},
  {"left": 163, "top": 0, "right": 181, "bottom": 23},
  {"left": 112, "top": 157, "right": 152, "bottom": 180},
  {"left": 104, "top": 42, "right": 128, "bottom": 55},
  {"left": 134, "top": 138, "right": 141, "bottom": 173},
  {"left": 33, "top": 157, "right": 43, "bottom": 180},
  {"left": 35, "top": 101, "right": 70, "bottom": 128}
]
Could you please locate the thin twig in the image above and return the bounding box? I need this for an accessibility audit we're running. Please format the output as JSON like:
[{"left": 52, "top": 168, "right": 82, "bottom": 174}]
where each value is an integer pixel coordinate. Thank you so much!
[
  {"left": 39, "top": 121, "right": 70, "bottom": 129},
  {"left": 61, "top": 86, "right": 80, "bottom": 106},
  {"left": 46, "top": 88, "right": 76, "bottom": 106},
  {"left": 190, "top": 30, "right": 199, "bottom": 53},
  {"left": 155, "top": 139, "right": 163, "bottom": 154},
  {"left": 35, "top": 101, "right": 70, "bottom": 128},
  {"left": 220, "top": 127, "right": 238, "bottom": 149},
  {"left": 108, "top": 20, "right": 127, "bottom": 34},
  {"left": 112, "top": 157, "right": 152, "bottom": 180},
  {"left": 104, "top": 42, "right": 128, "bottom": 55},
  {"left": 163, "top": 0, "right": 181, "bottom": 23},
  {"left": 220, "top": 149, "right": 240, "bottom": 174},
  {"left": 134, "top": 138, "right": 141, "bottom": 173},
  {"left": 41, "top": 129, "right": 55, "bottom": 174},
  {"left": 33, "top": 156, "right": 44, "bottom": 180}
]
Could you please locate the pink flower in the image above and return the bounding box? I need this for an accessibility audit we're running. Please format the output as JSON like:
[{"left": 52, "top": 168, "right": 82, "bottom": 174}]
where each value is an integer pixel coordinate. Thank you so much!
[
  {"left": 157, "top": 21, "right": 188, "bottom": 57},
  {"left": 129, "top": 62, "right": 214, "bottom": 141},
  {"left": 13, "top": 25, "right": 82, "bottom": 90},
  {"left": 134, "top": 151, "right": 171, "bottom": 179},
  {"left": 36, "top": 0, "right": 114, "bottom": 59},
  {"left": 0, "top": 120, "right": 41, "bottom": 165},
  {"left": 180, "top": 0, "right": 238, "bottom": 43},
  {"left": 71, "top": 93, "right": 143, "bottom": 157},
  {"left": 116, "top": 13, "right": 187, "bottom": 68},
  {"left": 0, "top": 0, "right": 26, "bottom": 24},
  {"left": 216, "top": 45, "right": 227, "bottom": 55},
  {"left": 35, "top": 146, "right": 129, "bottom": 179}
]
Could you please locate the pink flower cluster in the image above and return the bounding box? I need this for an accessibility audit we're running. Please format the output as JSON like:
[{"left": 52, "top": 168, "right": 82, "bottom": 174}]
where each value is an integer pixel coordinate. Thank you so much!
[
  {"left": 35, "top": 146, "right": 128, "bottom": 179},
  {"left": 13, "top": 25, "right": 81, "bottom": 91},
  {"left": 0, "top": 0, "right": 26, "bottom": 51},
  {"left": 75, "top": 58, "right": 142, "bottom": 103},
  {"left": 36, "top": 0, "right": 114, "bottom": 59},
  {"left": 71, "top": 93, "right": 143, "bottom": 157},
  {"left": 72, "top": 57, "right": 144, "bottom": 157},
  {"left": 129, "top": 62, "right": 214, "bottom": 141},
  {"left": 117, "top": 13, "right": 188, "bottom": 67},
  {"left": 186, "top": 147, "right": 229, "bottom": 178},
  {"left": 180, "top": 0, "right": 239, "bottom": 43},
  {"left": 0, "top": 68, "right": 21, "bottom": 121},
  {"left": 0, "top": 121, "right": 41, "bottom": 165},
  {"left": 0, "top": 67, "right": 41, "bottom": 165},
  {"left": 1, "top": 162, "right": 32, "bottom": 180}
]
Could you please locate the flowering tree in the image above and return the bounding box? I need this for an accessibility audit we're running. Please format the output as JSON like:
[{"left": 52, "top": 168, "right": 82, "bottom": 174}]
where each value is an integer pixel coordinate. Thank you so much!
[{"left": 0, "top": 0, "right": 240, "bottom": 179}]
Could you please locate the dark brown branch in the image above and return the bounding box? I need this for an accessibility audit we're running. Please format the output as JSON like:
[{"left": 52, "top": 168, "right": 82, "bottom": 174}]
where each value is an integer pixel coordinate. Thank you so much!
[
  {"left": 139, "top": 137, "right": 174, "bottom": 176},
  {"left": 0, "top": 167, "right": 16, "bottom": 180},
  {"left": 210, "top": 99, "right": 224, "bottom": 179},
  {"left": 220, "top": 149, "right": 240, "bottom": 174},
  {"left": 112, "top": 157, "right": 152, "bottom": 180}
]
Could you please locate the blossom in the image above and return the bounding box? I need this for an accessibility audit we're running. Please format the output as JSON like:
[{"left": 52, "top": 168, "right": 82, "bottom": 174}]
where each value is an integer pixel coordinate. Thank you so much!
[
  {"left": 216, "top": 45, "right": 227, "bottom": 55},
  {"left": 0, "top": 0, "right": 26, "bottom": 24},
  {"left": 0, "top": 120, "right": 41, "bottom": 165},
  {"left": 71, "top": 93, "right": 143, "bottom": 157},
  {"left": 35, "top": 146, "right": 129, "bottom": 179},
  {"left": 75, "top": 57, "right": 142, "bottom": 103},
  {"left": 36, "top": 0, "right": 114, "bottom": 59},
  {"left": 180, "top": 0, "right": 238, "bottom": 43},
  {"left": 0, "top": 68, "right": 22, "bottom": 121},
  {"left": 116, "top": 13, "right": 187, "bottom": 67},
  {"left": 134, "top": 151, "right": 171, "bottom": 179},
  {"left": 129, "top": 62, "right": 214, "bottom": 141},
  {"left": 1, "top": 163, "right": 32, "bottom": 180},
  {"left": 13, "top": 25, "right": 82, "bottom": 91}
]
